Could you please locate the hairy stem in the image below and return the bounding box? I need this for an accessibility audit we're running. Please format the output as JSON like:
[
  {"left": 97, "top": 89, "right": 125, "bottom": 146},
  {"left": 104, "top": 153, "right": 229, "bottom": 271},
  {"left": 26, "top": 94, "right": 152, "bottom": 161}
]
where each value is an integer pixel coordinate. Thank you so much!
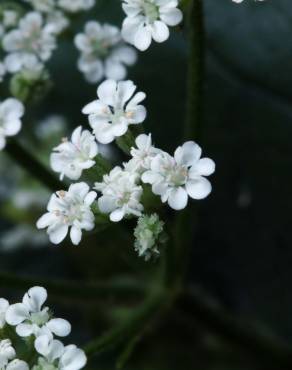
[{"left": 5, "top": 139, "right": 64, "bottom": 192}]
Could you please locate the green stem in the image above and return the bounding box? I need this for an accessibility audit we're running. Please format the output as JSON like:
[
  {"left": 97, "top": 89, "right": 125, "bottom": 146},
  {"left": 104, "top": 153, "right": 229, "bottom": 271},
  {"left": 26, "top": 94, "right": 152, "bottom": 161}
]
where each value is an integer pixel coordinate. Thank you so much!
[
  {"left": 5, "top": 139, "right": 64, "bottom": 192},
  {"left": 84, "top": 287, "right": 172, "bottom": 358},
  {"left": 0, "top": 271, "right": 145, "bottom": 301}
]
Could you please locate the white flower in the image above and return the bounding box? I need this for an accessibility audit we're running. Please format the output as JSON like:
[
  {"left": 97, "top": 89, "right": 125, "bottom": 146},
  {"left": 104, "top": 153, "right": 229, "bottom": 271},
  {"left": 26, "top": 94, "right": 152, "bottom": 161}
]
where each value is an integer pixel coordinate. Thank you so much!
[
  {"left": 121, "top": 0, "right": 183, "bottom": 51},
  {"left": 6, "top": 360, "right": 29, "bottom": 370},
  {"left": 3, "top": 12, "right": 57, "bottom": 73},
  {"left": 0, "top": 299, "right": 9, "bottom": 328},
  {"left": 75, "top": 21, "right": 137, "bottom": 83},
  {"left": 50, "top": 126, "right": 98, "bottom": 181},
  {"left": 2, "top": 11, "right": 19, "bottom": 28},
  {"left": 37, "top": 183, "right": 97, "bottom": 245},
  {"left": 95, "top": 166, "right": 143, "bottom": 222},
  {"left": 82, "top": 79, "right": 146, "bottom": 144},
  {"left": 25, "top": 0, "right": 56, "bottom": 13},
  {"left": 46, "top": 11, "right": 69, "bottom": 35},
  {"left": 5, "top": 286, "right": 71, "bottom": 338},
  {"left": 0, "top": 98, "right": 24, "bottom": 150},
  {"left": 58, "top": 0, "right": 95, "bottom": 12},
  {"left": 129, "top": 133, "right": 161, "bottom": 174},
  {"left": 0, "top": 340, "right": 16, "bottom": 369},
  {"left": 142, "top": 141, "right": 215, "bottom": 210},
  {"left": 34, "top": 335, "right": 87, "bottom": 370}
]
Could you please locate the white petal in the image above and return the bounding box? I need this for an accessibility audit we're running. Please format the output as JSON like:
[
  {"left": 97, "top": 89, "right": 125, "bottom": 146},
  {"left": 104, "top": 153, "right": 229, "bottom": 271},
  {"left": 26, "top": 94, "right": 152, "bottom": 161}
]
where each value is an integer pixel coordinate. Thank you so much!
[
  {"left": 6, "top": 360, "right": 29, "bottom": 370},
  {"left": 151, "top": 21, "right": 169, "bottom": 43},
  {"left": 36, "top": 213, "right": 56, "bottom": 229},
  {"left": 5, "top": 303, "right": 29, "bottom": 325},
  {"left": 70, "top": 226, "right": 82, "bottom": 246},
  {"left": 168, "top": 187, "right": 188, "bottom": 210},
  {"left": 110, "top": 209, "right": 125, "bottom": 222},
  {"left": 60, "top": 345, "right": 87, "bottom": 370},
  {"left": 84, "top": 191, "right": 97, "bottom": 206},
  {"left": 160, "top": 8, "right": 183, "bottom": 26},
  {"left": 47, "top": 318, "right": 71, "bottom": 337},
  {"left": 134, "top": 26, "right": 152, "bottom": 51},
  {"left": 186, "top": 178, "right": 212, "bottom": 200},
  {"left": 23, "top": 286, "right": 47, "bottom": 312},
  {"left": 192, "top": 158, "right": 216, "bottom": 177},
  {"left": 141, "top": 171, "right": 162, "bottom": 184},
  {"left": 16, "top": 323, "right": 34, "bottom": 337},
  {"left": 48, "top": 224, "right": 68, "bottom": 244},
  {"left": 98, "top": 196, "right": 116, "bottom": 214},
  {"left": 97, "top": 79, "right": 117, "bottom": 106},
  {"left": 174, "top": 141, "right": 202, "bottom": 166}
]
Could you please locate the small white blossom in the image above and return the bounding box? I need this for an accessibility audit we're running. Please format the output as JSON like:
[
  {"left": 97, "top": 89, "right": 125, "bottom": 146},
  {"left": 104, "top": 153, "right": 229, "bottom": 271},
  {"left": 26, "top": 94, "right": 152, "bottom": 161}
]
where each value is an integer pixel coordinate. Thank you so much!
[
  {"left": 82, "top": 79, "right": 146, "bottom": 144},
  {"left": 24, "top": 0, "right": 56, "bottom": 13},
  {"left": 142, "top": 141, "right": 215, "bottom": 210},
  {"left": 0, "top": 98, "right": 24, "bottom": 150},
  {"left": 95, "top": 166, "right": 143, "bottom": 222},
  {"left": 6, "top": 360, "right": 29, "bottom": 370},
  {"left": 50, "top": 126, "right": 98, "bottom": 181},
  {"left": 3, "top": 12, "right": 57, "bottom": 73},
  {"left": 34, "top": 335, "right": 87, "bottom": 370},
  {"left": 0, "top": 299, "right": 9, "bottom": 328},
  {"left": 46, "top": 11, "right": 69, "bottom": 35},
  {"left": 37, "top": 183, "right": 97, "bottom": 245},
  {"left": 129, "top": 133, "right": 161, "bottom": 174},
  {"left": 121, "top": 0, "right": 183, "bottom": 51},
  {"left": 58, "top": 0, "right": 95, "bottom": 13},
  {"left": 5, "top": 286, "right": 71, "bottom": 338},
  {"left": 0, "top": 340, "right": 15, "bottom": 369},
  {"left": 2, "top": 11, "right": 19, "bottom": 28},
  {"left": 75, "top": 21, "right": 137, "bottom": 83}
]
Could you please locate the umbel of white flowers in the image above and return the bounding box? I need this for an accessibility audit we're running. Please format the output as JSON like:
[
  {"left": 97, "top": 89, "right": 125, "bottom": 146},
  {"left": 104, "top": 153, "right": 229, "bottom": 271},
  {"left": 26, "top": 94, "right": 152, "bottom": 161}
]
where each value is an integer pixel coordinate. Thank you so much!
[
  {"left": 2, "top": 11, "right": 57, "bottom": 73},
  {"left": 121, "top": 0, "right": 183, "bottom": 51},
  {"left": 75, "top": 21, "right": 137, "bottom": 83},
  {"left": 0, "top": 287, "right": 87, "bottom": 370}
]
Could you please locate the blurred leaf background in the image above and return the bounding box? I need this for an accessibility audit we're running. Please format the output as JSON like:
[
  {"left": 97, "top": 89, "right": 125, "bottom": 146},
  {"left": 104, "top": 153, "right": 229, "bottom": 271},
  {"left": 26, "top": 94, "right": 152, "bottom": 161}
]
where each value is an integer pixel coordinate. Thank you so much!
[{"left": 1, "top": 0, "right": 292, "bottom": 369}]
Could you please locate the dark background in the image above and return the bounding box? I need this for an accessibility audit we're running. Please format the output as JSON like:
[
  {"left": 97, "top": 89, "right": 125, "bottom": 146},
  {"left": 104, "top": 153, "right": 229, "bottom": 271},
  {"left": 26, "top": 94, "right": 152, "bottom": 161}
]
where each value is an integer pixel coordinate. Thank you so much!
[{"left": 1, "top": 0, "right": 292, "bottom": 369}]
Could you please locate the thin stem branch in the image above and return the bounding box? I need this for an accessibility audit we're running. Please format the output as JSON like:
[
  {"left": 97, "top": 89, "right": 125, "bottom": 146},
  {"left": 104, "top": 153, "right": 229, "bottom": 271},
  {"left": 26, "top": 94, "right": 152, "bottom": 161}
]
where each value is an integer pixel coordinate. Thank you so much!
[
  {"left": 5, "top": 138, "right": 64, "bottom": 192},
  {"left": 0, "top": 271, "right": 145, "bottom": 302}
]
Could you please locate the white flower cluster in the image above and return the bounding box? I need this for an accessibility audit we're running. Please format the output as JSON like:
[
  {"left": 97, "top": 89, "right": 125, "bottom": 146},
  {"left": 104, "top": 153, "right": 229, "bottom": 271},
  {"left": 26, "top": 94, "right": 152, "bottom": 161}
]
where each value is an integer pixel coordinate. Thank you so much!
[
  {"left": 121, "top": 0, "right": 183, "bottom": 51},
  {"left": 0, "top": 287, "right": 86, "bottom": 370},
  {"left": 0, "top": 98, "right": 25, "bottom": 151},
  {"left": 75, "top": 21, "right": 137, "bottom": 83},
  {"left": 0, "top": 0, "right": 96, "bottom": 81},
  {"left": 38, "top": 78, "right": 215, "bottom": 248}
]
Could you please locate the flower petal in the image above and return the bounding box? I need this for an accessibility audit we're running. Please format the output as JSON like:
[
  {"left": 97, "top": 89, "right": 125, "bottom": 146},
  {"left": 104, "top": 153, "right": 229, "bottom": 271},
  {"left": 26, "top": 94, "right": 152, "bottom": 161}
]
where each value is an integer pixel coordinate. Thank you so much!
[
  {"left": 167, "top": 187, "right": 188, "bottom": 210},
  {"left": 47, "top": 318, "right": 71, "bottom": 337},
  {"left": 186, "top": 178, "right": 212, "bottom": 200}
]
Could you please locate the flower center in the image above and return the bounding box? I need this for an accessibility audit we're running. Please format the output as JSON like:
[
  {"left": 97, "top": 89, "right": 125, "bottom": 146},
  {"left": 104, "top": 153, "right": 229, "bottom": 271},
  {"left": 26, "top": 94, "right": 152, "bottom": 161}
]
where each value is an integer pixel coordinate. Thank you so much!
[
  {"left": 30, "top": 308, "right": 50, "bottom": 326},
  {"left": 92, "top": 39, "right": 110, "bottom": 58},
  {"left": 167, "top": 165, "right": 188, "bottom": 187},
  {"left": 142, "top": 1, "right": 159, "bottom": 23}
]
